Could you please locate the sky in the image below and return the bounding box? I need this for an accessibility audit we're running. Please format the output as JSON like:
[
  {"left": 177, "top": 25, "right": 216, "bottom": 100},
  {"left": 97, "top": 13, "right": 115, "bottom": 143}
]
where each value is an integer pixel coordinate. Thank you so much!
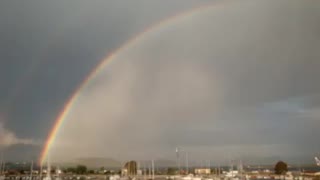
[{"left": 1, "top": 0, "right": 320, "bottom": 165}]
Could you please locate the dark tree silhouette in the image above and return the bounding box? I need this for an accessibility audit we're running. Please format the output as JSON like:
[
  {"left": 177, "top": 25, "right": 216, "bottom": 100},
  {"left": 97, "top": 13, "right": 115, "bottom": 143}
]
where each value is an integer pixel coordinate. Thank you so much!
[
  {"left": 167, "top": 167, "right": 177, "bottom": 175},
  {"left": 76, "top": 165, "right": 87, "bottom": 174},
  {"left": 274, "top": 161, "right": 288, "bottom": 175}
]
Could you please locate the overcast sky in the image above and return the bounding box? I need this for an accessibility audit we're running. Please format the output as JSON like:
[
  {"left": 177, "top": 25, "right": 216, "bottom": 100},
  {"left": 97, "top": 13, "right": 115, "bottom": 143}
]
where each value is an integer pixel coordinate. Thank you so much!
[{"left": 1, "top": 0, "right": 320, "bottom": 165}]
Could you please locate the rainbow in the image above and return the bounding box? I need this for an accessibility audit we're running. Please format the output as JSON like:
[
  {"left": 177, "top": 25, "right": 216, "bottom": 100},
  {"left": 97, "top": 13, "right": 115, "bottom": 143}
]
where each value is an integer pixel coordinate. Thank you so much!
[{"left": 39, "top": 1, "right": 228, "bottom": 165}]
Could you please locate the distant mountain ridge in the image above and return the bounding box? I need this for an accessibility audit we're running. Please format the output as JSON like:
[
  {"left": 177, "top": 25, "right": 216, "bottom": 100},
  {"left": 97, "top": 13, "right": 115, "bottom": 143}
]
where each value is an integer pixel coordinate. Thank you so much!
[
  {"left": 76, "top": 157, "right": 121, "bottom": 168},
  {"left": 52, "top": 157, "right": 121, "bottom": 168},
  {"left": 52, "top": 157, "right": 177, "bottom": 169}
]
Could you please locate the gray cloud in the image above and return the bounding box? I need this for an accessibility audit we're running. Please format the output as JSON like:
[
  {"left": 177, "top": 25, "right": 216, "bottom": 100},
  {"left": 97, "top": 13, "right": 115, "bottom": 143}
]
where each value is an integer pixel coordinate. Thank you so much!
[{"left": 0, "top": 121, "right": 38, "bottom": 148}]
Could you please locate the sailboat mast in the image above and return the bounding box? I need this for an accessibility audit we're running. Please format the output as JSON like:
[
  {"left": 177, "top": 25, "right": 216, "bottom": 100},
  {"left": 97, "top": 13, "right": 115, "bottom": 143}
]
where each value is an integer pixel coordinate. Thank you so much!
[
  {"left": 148, "top": 163, "right": 151, "bottom": 179},
  {"left": 144, "top": 161, "right": 146, "bottom": 180},
  {"left": 40, "top": 163, "right": 43, "bottom": 180},
  {"left": 0, "top": 151, "right": 3, "bottom": 175},
  {"left": 151, "top": 160, "right": 155, "bottom": 180},
  {"left": 2, "top": 160, "right": 4, "bottom": 175},
  {"left": 30, "top": 160, "right": 34, "bottom": 180},
  {"left": 137, "top": 161, "right": 140, "bottom": 177},
  {"left": 186, "top": 152, "right": 189, "bottom": 174},
  {"left": 47, "top": 156, "right": 51, "bottom": 178},
  {"left": 176, "top": 147, "right": 180, "bottom": 176}
]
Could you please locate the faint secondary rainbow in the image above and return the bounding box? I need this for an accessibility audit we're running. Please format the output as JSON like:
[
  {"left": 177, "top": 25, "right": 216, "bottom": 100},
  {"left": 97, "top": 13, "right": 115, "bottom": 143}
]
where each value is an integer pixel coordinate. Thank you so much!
[{"left": 39, "top": 0, "right": 229, "bottom": 165}]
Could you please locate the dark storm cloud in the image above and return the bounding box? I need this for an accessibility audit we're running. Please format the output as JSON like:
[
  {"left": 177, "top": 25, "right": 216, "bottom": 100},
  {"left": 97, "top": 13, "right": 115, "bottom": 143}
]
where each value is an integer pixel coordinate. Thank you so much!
[
  {"left": 1, "top": 0, "right": 320, "bottom": 164},
  {"left": 48, "top": 0, "right": 320, "bottom": 165}
]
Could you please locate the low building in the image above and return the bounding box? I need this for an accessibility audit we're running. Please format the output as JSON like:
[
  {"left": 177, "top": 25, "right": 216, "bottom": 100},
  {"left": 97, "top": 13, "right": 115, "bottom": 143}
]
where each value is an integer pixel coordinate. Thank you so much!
[{"left": 194, "top": 168, "right": 211, "bottom": 175}]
